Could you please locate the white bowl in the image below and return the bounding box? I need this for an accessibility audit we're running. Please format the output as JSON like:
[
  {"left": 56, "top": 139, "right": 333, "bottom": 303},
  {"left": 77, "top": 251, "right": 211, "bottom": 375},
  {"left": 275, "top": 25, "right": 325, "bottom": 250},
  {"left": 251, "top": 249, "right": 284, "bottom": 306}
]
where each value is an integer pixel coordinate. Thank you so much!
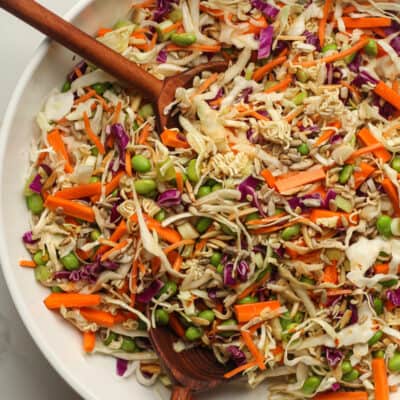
[{"left": 0, "top": 1, "right": 268, "bottom": 399}]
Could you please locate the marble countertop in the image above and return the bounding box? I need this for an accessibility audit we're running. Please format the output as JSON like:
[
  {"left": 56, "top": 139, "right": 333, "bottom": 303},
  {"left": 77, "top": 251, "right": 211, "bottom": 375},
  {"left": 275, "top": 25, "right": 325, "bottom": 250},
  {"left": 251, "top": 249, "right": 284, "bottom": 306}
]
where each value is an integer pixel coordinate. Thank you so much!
[{"left": 0, "top": 1, "right": 80, "bottom": 398}]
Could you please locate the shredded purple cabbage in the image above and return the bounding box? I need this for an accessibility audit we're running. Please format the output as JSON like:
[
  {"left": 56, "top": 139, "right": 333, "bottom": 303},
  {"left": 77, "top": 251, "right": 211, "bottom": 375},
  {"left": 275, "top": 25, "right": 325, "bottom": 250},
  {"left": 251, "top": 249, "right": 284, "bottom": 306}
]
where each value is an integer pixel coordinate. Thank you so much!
[
  {"left": 325, "top": 347, "right": 343, "bottom": 368},
  {"left": 208, "top": 288, "right": 217, "bottom": 301},
  {"left": 349, "top": 304, "right": 358, "bottom": 325},
  {"left": 67, "top": 61, "right": 87, "bottom": 83},
  {"left": 137, "top": 279, "right": 164, "bottom": 303},
  {"left": 29, "top": 174, "right": 43, "bottom": 194},
  {"left": 237, "top": 176, "right": 266, "bottom": 217},
  {"left": 223, "top": 263, "right": 236, "bottom": 286},
  {"left": 325, "top": 64, "right": 342, "bottom": 85},
  {"left": 153, "top": 0, "right": 176, "bottom": 22},
  {"left": 323, "top": 189, "right": 337, "bottom": 208},
  {"left": 156, "top": 49, "right": 168, "bottom": 63},
  {"left": 251, "top": 0, "right": 279, "bottom": 19},
  {"left": 22, "top": 231, "right": 37, "bottom": 244},
  {"left": 390, "top": 36, "right": 400, "bottom": 56},
  {"left": 258, "top": 26, "right": 274, "bottom": 59},
  {"left": 352, "top": 70, "right": 379, "bottom": 88},
  {"left": 348, "top": 52, "right": 362, "bottom": 73},
  {"left": 288, "top": 193, "right": 323, "bottom": 210},
  {"left": 116, "top": 358, "right": 128, "bottom": 376},
  {"left": 237, "top": 261, "right": 249, "bottom": 282},
  {"left": 304, "top": 30, "right": 320, "bottom": 50},
  {"left": 387, "top": 287, "right": 400, "bottom": 306},
  {"left": 373, "top": 94, "right": 396, "bottom": 120},
  {"left": 240, "top": 87, "right": 253, "bottom": 103},
  {"left": 331, "top": 382, "right": 341, "bottom": 392},
  {"left": 39, "top": 163, "right": 52, "bottom": 176},
  {"left": 226, "top": 345, "right": 246, "bottom": 366},
  {"left": 111, "top": 124, "right": 130, "bottom": 165},
  {"left": 157, "top": 189, "right": 182, "bottom": 207}
]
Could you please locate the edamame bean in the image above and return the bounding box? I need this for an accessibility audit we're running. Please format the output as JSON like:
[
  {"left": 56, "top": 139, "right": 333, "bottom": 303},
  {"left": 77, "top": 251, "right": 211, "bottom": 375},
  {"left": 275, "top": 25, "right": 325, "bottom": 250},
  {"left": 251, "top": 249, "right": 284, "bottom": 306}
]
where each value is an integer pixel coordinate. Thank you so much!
[
  {"left": 103, "top": 331, "right": 117, "bottom": 346},
  {"left": 216, "top": 264, "right": 224, "bottom": 274},
  {"left": 92, "top": 82, "right": 111, "bottom": 95},
  {"left": 206, "top": 178, "right": 218, "bottom": 187},
  {"left": 138, "top": 103, "right": 154, "bottom": 119},
  {"left": 380, "top": 278, "right": 398, "bottom": 288},
  {"left": 296, "top": 70, "right": 309, "bottom": 83},
  {"left": 368, "top": 330, "right": 383, "bottom": 346},
  {"left": 196, "top": 217, "right": 212, "bottom": 233},
  {"left": 364, "top": 39, "right": 378, "bottom": 57},
  {"left": 293, "top": 91, "right": 307, "bottom": 105},
  {"left": 91, "top": 147, "right": 99, "bottom": 156},
  {"left": 302, "top": 376, "right": 322, "bottom": 395},
  {"left": 374, "top": 298, "right": 384, "bottom": 315},
  {"left": 131, "top": 154, "right": 151, "bottom": 173},
  {"left": 34, "top": 264, "right": 52, "bottom": 283},
  {"left": 171, "top": 32, "right": 196, "bottom": 46},
  {"left": 281, "top": 224, "right": 301, "bottom": 240},
  {"left": 155, "top": 309, "right": 170, "bottom": 326},
  {"left": 341, "top": 361, "right": 353, "bottom": 375},
  {"left": 210, "top": 252, "right": 222, "bottom": 267},
  {"left": 392, "top": 157, "right": 400, "bottom": 172},
  {"left": 389, "top": 353, "right": 400, "bottom": 372},
  {"left": 154, "top": 209, "right": 166, "bottom": 222},
  {"left": 377, "top": 215, "right": 392, "bottom": 238},
  {"left": 61, "top": 252, "right": 80, "bottom": 271},
  {"left": 120, "top": 337, "right": 138, "bottom": 353},
  {"left": 90, "top": 229, "right": 101, "bottom": 241},
  {"left": 185, "top": 326, "right": 203, "bottom": 341},
  {"left": 134, "top": 179, "right": 157, "bottom": 195},
  {"left": 297, "top": 143, "right": 309, "bottom": 155},
  {"left": 343, "top": 369, "right": 359, "bottom": 382},
  {"left": 339, "top": 165, "right": 353, "bottom": 184},
  {"left": 197, "top": 186, "right": 211, "bottom": 198},
  {"left": 198, "top": 310, "right": 215, "bottom": 323},
  {"left": 246, "top": 212, "right": 260, "bottom": 222},
  {"left": 211, "top": 183, "right": 222, "bottom": 192},
  {"left": 187, "top": 159, "right": 199, "bottom": 183},
  {"left": 27, "top": 193, "right": 44, "bottom": 215},
  {"left": 159, "top": 281, "right": 177, "bottom": 297},
  {"left": 33, "top": 250, "right": 48, "bottom": 266},
  {"left": 237, "top": 296, "right": 258, "bottom": 305},
  {"left": 61, "top": 81, "right": 71, "bottom": 92},
  {"left": 322, "top": 43, "right": 338, "bottom": 53}
]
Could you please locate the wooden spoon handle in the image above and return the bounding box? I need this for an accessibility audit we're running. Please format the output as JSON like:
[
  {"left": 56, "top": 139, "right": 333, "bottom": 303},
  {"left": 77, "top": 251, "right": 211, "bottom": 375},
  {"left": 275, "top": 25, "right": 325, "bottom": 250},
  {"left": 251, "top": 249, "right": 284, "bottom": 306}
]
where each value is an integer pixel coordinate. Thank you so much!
[
  {"left": 0, "top": 0, "right": 163, "bottom": 99},
  {"left": 171, "top": 386, "right": 193, "bottom": 400}
]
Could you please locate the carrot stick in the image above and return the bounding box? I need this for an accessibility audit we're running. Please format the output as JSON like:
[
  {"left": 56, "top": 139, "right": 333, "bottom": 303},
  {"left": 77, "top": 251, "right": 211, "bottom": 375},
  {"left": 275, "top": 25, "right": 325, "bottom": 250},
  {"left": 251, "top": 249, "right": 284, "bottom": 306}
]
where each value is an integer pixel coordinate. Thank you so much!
[
  {"left": 234, "top": 300, "right": 281, "bottom": 323},
  {"left": 342, "top": 5, "right": 357, "bottom": 14},
  {"left": 113, "top": 101, "right": 122, "bottom": 124},
  {"left": 44, "top": 293, "right": 101, "bottom": 309},
  {"left": 264, "top": 75, "right": 292, "bottom": 94},
  {"left": 138, "top": 124, "right": 151, "bottom": 145},
  {"left": 342, "top": 17, "right": 392, "bottom": 29},
  {"left": 97, "top": 220, "right": 128, "bottom": 255},
  {"left": 54, "top": 183, "right": 101, "bottom": 200},
  {"left": 199, "top": 4, "right": 225, "bottom": 19},
  {"left": 91, "top": 170, "right": 125, "bottom": 202},
  {"left": 275, "top": 166, "right": 325, "bottom": 193},
  {"left": 125, "top": 151, "right": 132, "bottom": 177},
  {"left": 224, "top": 360, "right": 258, "bottom": 379},
  {"left": 80, "top": 308, "right": 116, "bottom": 327},
  {"left": 164, "top": 43, "right": 222, "bottom": 53},
  {"left": 354, "top": 162, "right": 375, "bottom": 189},
  {"left": 162, "top": 21, "right": 182, "bottom": 33},
  {"left": 372, "top": 358, "right": 389, "bottom": 400},
  {"left": 252, "top": 217, "right": 307, "bottom": 235},
  {"left": 175, "top": 171, "right": 184, "bottom": 193},
  {"left": 348, "top": 143, "right": 385, "bottom": 162},
  {"left": 300, "top": 38, "right": 369, "bottom": 67},
  {"left": 323, "top": 262, "right": 338, "bottom": 284},
  {"left": 75, "top": 89, "right": 97, "bottom": 105},
  {"left": 83, "top": 331, "right": 96, "bottom": 353},
  {"left": 19, "top": 260, "right": 36, "bottom": 268},
  {"left": 381, "top": 178, "right": 400, "bottom": 216},
  {"left": 319, "top": 0, "right": 332, "bottom": 47},
  {"left": 168, "top": 313, "right": 185, "bottom": 337},
  {"left": 238, "top": 269, "right": 270, "bottom": 300},
  {"left": 44, "top": 195, "right": 95, "bottom": 222},
  {"left": 260, "top": 169, "right": 276, "bottom": 188},
  {"left": 192, "top": 73, "right": 219, "bottom": 98},
  {"left": 172, "top": 253, "right": 183, "bottom": 271},
  {"left": 314, "top": 121, "right": 341, "bottom": 147},
  {"left": 47, "top": 130, "right": 73, "bottom": 173},
  {"left": 83, "top": 112, "right": 105, "bottom": 155},
  {"left": 160, "top": 129, "right": 189, "bottom": 148},
  {"left": 357, "top": 128, "right": 391, "bottom": 162},
  {"left": 374, "top": 263, "right": 389, "bottom": 274},
  {"left": 97, "top": 27, "right": 112, "bottom": 37},
  {"left": 163, "top": 239, "right": 195, "bottom": 254},
  {"left": 241, "top": 331, "right": 266, "bottom": 370},
  {"left": 252, "top": 56, "right": 287, "bottom": 82},
  {"left": 374, "top": 80, "right": 400, "bottom": 112},
  {"left": 327, "top": 289, "right": 353, "bottom": 296},
  {"left": 246, "top": 214, "right": 285, "bottom": 226},
  {"left": 100, "top": 239, "right": 129, "bottom": 262},
  {"left": 313, "top": 392, "right": 368, "bottom": 400},
  {"left": 310, "top": 209, "right": 358, "bottom": 227}
]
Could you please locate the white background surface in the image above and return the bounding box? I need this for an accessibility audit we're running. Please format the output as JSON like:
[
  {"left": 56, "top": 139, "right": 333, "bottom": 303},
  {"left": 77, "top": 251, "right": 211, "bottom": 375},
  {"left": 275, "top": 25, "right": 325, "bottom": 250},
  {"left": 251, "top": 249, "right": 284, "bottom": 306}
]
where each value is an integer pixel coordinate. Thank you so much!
[{"left": 0, "top": 1, "right": 80, "bottom": 398}]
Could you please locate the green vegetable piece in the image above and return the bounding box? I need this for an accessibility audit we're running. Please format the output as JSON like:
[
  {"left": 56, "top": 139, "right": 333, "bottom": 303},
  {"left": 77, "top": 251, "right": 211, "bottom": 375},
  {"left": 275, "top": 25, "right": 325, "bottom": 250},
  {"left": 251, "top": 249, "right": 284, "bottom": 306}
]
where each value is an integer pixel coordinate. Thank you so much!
[
  {"left": 89, "top": 176, "right": 100, "bottom": 183},
  {"left": 159, "top": 281, "right": 177, "bottom": 298},
  {"left": 113, "top": 20, "right": 132, "bottom": 29},
  {"left": 293, "top": 91, "right": 308, "bottom": 106},
  {"left": 237, "top": 296, "right": 258, "bottom": 305},
  {"left": 343, "top": 369, "right": 359, "bottom": 382},
  {"left": 339, "top": 165, "right": 353, "bottom": 184},
  {"left": 61, "top": 81, "right": 71, "bottom": 92},
  {"left": 196, "top": 217, "right": 212, "bottom": 233},
  {"left": 219, "top": 319, "right": 236, "bottom": 337},
  {"left": 279, "top": 312, "right": 292, "bottom": 330},
  {"left": 300, "top": 275, "right": 315, "bottom": 285},
  {"left": 368, "top": 330, "right": 383, "bottom": 346},
  {"left": 51, "top": 286, "right": 63, "bottom": 293},
  {"left": 364, "top": 39, "right": 378, "bottom": 57},
  {"left": 293, "top": 311, "right": 304, "bottom": 323},
  {"left": 296, "top": 70, "right": 309, "bottom": 83},
  {"left": 246, "top": 212, "right": 260, "bottom": 222},
  {"left": 120, "top": 337, "right": 138, "bottom": 353},
  {"left": 34, "top": 264, "right": 52, "bottom": 283},
  {"left": 281, "top": 224, "right": 301, "bottom": 240},
  {"left": 377, "top": 215, "right": 393, "bottom": 238},
  {"left": 322, "top": 43, "right": 338, "bottom": 53},
  {"left": 154, "top": 209, "right": 166, "bottom": 222},
  {"left": 171, "top": 32, "right": 197, "bottom": 47},
  {"left": 380, "top": 278, "right": 398, "bottom": 288},
  {"left": 90, "top": 146, "right": 99, "bottom": 156},
  {"left": 216, "top": 264, "right": 224, "bottom": 274},
  {"left": 302, "top": 376, "right": 322, "bottom": 395},
  {"left": 131, "top": 154, "right": 151, "bottom": 173},
  {"left": 90, "top": 229, "right": 101, "bottom": 241},
  {"left": 210, "top": 252, "right": 222, "bottom": 267},
  {"left": 344, "top": 52, "right": 357, "bottom": 64},
  {"left": 33, "top": 250, "right": 48, "bottom": 266},
  {"left": 374, "top": 350, "right": 385, "bottom": 359},
  {"left": 156, "top": 20, "right": 174, "bottom": 41},
  {"left": 134, "top": 179, "right": 157, "bottom": 195},
  {"left": 103, "top": 331, "right": 117, "bottom": 346},
  {"left": 221, "top": 224, "right": 236, "bottom": 236},
  {"left": 198, "top": 310, "right": 215, "bottom": 323},
  {"left": 206, "top": 178, "right": 218, "bottom": 186},
  {"left": 335, "top": 195, "right": 353, "bottom": 213},
  {"left": 91, "top": 82, "right": 111, "bottom": 95},
  {"left": 391, "top": 157, "right": 400, "bottom": 172},
  {"left": 211, "top": 183, "right": 223, "bottom": 192},
  {"left": 245, "top": 65, "right": 254, "bottom": 80},
  {"left": 155, "top": 309, "right": 170, "bottom": 326},
  {"left": 389, "top": 353, "right": 400, "bottom": 372},
  {"left": 185, "top": 326, "right": 203, "bottom": 341},
  {"left": 374, "top": 298, "right": 384, "bottom": 315},
  {"left": 168, "top": 8, "right": 182, "bottom": 22},
  {"left": 27, "top": 193, "right": 44, "bottom": 215},
  {"left": 326, "top": 248, "right": 343, "bottom": 261},
  {"left": 197, "top": 186, "right": 211, "bottom": 198},
  {"left": 297, "top": 143, "right": 309, "bottom": 155},
  {"left": 138, "top": 103, "right": 154, "bottom": 119},
  {"left": 61, "top": 252, "right": 80, "bottom": 271},
  {"left": 187, "top": 159, "right": 199, "bottom": 183},
  {"left": 138, "top": 320, "right": 147, "bottom": 331},
  {"left": 264, "top": 81, "right": 277, "bottom": 90},
  {"left": 341, "top": 360, "right": 353, "bottom": 375},
  {"left": 157, "top": 158, "right": 176, "bottom": 182}
]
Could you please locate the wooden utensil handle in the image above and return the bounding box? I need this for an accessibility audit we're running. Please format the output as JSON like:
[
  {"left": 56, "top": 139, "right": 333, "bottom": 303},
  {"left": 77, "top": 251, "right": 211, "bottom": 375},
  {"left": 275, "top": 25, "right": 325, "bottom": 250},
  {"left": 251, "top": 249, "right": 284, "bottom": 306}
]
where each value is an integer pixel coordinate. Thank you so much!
[
  {"left": 0, "top": 0, "right": 163, "bottom": 99},
  {"left": 171, "top": 386, "right": 193, "bottom": 400}
]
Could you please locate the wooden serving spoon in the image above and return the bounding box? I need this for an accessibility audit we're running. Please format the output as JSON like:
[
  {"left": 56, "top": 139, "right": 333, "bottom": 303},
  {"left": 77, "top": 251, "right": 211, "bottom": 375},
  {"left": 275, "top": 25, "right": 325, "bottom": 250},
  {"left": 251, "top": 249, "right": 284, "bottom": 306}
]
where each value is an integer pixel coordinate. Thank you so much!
[{"left": 0, "top": 0, "right": 227, "bottom": 130}]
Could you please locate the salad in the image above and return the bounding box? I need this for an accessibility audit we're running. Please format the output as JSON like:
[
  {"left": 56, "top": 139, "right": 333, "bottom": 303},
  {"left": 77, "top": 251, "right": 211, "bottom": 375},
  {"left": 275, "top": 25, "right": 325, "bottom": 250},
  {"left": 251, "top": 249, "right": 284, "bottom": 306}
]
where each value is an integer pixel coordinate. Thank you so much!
[{"left": 20, "top": 0, "right": 400, "bottom": 398}]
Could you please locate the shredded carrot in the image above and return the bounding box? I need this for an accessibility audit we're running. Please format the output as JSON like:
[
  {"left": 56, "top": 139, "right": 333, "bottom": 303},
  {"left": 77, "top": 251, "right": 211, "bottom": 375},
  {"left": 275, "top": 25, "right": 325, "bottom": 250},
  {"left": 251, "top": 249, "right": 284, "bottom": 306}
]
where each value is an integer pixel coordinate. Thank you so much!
[
  {"left": 168, "top": 313, "right": 185, "bottom": 337},
  {"left": 313, "top": 392, "right": 368, "bottom": 400},
  {"left": 83, "top": 331, "right": 96, "bottom": 353},
  {"left": 374, "top": 80, "right": 400, "bottom": 112},
  {"left": 323, "top": 261, "right": 338, "bottom": 284},
  {"left": 192, "top": 73, "right": 219, "bottom": 98},
  {"left": 94, "top": 93, "right": 109, "bottom": 111},
  {"left": 175, "top": 171, "right": 184, "bottom": 193},
  {"left": 75, "top": 89, "right": 97, "bottom": 105},
  {"left": 151, "top": 257, "right": 161, "bottom": 275},
  {"left": 91, "top": 170, "right": 125, "bottom": 202},
  {"left": 54, "top": 183, "right": 101, "bottom": 199},
  {"left": 164, "top": 43, "right": 222, "bottom": 53},
  {"left": 100, "top": 239, "right": 129, "bottom": 262},
  {"left": 83, "top": 112, "right": 105, "bottom": 155},
  {"left": 132, "top": 0, "right": 156, "bottom": 8},
  {"left": 47, "top": 130, "right": 73, "bottom": 173},
  {"left": 234, "top": 300, "right": 281, "bottom": 323},
  {"left": 342, "top": 5, "right": 357, "bottom": 15},
  {"left": 299, "top": 37, "right": 369, "bottom": 68},
  {"left": 275, "top": 166, "right": 325, "bottom": 193},
  {"left": 163, "top": 239, "right": 195, "bottom": 255},
  {"left": 130, "top": 260, "right": 139, "bottom": 307},
  {"left": 326, "top": 289, "right": 353, "bottom": 296},
  {"left": 199, "top": 4, "right": 225, "bottom": 20},
  {"left": 260, "top": 169, "right": 276, "bottom": 188},
  {"left": 224, "top": 360, "right": 259, "bottom": 379},
  {"left": 172, "top": 252, "right": 183, "bottom": 271},
  {"left": 241, "top": 330, "right": 266, "bottom": 370},
  {"left": 80, "top": 308, "right": 116, "bottom": 327},
  {"left": 97, "top": 220, "right": 128, "bottom": 255},
  {"left": 264, "top": 75, "right": 292, "bottom": 94},
  {"left": 45, "top": 195, "right": 95, "bottom": 222},
  {"left": 19, "top": 260, "right": 36, "bottom": 268},
  {"left": 160, "top": 129, "right": 189, "bottom": 148},
  {"left": 354, "top": 162, "right": 375, "bottom": 189},
  {"left": 244, "top": 15, "right": 268, "bottom": 34},
  {"left": 372, "top": 358, "right": 389, "bottom": 400},
  {"left": 246, "top": 213, "right": 285, "bottom": 227},
  {"left": 342, "top": 17, "right": 392, "bottom": 29},
  {"left": 348, "top": 143, "right": 386, "bottom": 162},
  {"left": 310, "top": 209, "right": 358, "bottom": 227},
  {"left": 373, "top": 27, "right": 388, "bottom": 38},
  {"left": 76, "top": 248, "right": 93, "bottom": 261},
  {"left": 314, "top": 121, "right": 341, "bottom": 147},
  {"left": 374, "top": 263, "right": 389, "bottom": 274},
  {"left": 356, "top": 128, "right": 391, "bottom": 162},
  {"left": 252, "top": 217, "right": 307, "bottom": 235},
  {"left": 113, "top": 101, "right": 122, "bottom": 124},
  {"left": 162, "top": 21, "right": 182, "bottom": 33},
  {"left": 319, "top": 0, "right": 332, "bottom": 47},
  {"left": 125, "top": 151, "right": 132, "bottom": 177},
  {"left": 44, "top": 293, "right": 101, "bottom": 309},
  {"left": 194, "top": 238, "right": 208, "bottom": 255},
  {"left": 252, "top": 56, "right": 287, "bottom": 82},
  {"left": 138, "top": 124, "right": 151, "bottom": 145},
  {"left": 340, "top": 80, "right": 361, "bottom": 101},
  {"left": 97, "top": 27, "right": 112, "bottom": 37},
  {"left": 381, "top": 178, "right": 400, "bottom": 216}
]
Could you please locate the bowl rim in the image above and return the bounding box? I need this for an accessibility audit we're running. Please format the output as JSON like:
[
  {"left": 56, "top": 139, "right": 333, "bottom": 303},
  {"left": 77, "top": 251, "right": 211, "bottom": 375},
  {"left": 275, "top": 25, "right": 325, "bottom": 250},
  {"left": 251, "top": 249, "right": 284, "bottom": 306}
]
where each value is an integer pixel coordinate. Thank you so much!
[{"left": 0, "top": 1, "right": 98, "bottom": 398}]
